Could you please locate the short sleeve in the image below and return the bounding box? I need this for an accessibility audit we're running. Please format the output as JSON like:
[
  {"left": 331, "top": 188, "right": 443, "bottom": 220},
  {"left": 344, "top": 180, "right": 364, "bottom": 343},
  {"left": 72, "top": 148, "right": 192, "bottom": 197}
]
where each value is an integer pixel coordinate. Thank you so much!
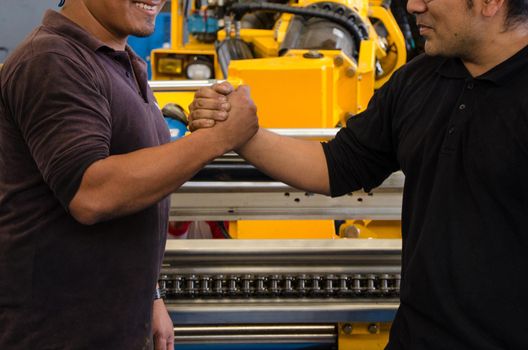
[
  {"left": 322, "top": 71, "right": 402, "bottom": 197},
  {"left": 4, "top": 52, "right": 112, "bottom": 208}
]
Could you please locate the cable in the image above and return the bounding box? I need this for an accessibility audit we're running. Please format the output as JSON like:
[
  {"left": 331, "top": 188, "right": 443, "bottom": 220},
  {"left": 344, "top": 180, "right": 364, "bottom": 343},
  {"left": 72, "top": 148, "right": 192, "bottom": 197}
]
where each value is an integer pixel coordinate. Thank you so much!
[
  {"left": 228, "top": 2, "right": 369, "bottom": 47},
  {"left": 217, "top": 221, "right": 232, "bottom": 239}
]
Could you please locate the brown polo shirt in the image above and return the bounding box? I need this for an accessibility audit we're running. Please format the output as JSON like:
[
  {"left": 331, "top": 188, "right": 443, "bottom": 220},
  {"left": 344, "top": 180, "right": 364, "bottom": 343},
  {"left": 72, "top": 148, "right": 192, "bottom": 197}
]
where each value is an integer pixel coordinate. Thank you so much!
[{"left": 0, "top": 10, "right": 170, "bottom": 349}]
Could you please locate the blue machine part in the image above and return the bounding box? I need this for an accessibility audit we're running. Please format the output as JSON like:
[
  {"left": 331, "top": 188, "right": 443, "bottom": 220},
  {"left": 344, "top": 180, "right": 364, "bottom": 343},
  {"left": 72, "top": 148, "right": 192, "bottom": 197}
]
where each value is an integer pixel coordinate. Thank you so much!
[
  {"left": 165, "top": 118, "right": 188, "bottom": 141},
  {"left": 128, "top": 12, "right": 171, "bottom": 79},
  {"left": 187, "top": 14, "right": 219, "bottom": 34}
]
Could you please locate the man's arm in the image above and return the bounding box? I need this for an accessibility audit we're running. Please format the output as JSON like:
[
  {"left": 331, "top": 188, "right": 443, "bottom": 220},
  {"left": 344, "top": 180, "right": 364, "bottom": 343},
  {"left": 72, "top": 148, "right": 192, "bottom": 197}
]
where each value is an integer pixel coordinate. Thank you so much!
[
  {"left": 189, "top": 83, "right": 331, "bottom": 195},
  {"left": 70, "top": 86, "right": 258, "bottom": 225},
  {"left": 152, "top": 298, "right": 174, "bottom": 350},
  {"left": 70, "top": 130, "right": 224, "bottom": 225},
  {"left": 237, "top": 128, "right": 330, "bottom": 195},
  {"left": 152, "top": 283, "right": 174, "bottom": 350}
]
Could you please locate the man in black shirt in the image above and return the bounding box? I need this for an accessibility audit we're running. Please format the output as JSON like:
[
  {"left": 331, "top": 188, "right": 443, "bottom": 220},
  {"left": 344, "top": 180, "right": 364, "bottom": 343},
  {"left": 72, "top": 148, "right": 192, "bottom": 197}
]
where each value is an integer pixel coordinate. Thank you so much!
[
  {"left": 0, "top": 0, "right": 258, "bottom": 349},
  {"left": 188, "top": 0, "right": 528, "bottom": 348}
]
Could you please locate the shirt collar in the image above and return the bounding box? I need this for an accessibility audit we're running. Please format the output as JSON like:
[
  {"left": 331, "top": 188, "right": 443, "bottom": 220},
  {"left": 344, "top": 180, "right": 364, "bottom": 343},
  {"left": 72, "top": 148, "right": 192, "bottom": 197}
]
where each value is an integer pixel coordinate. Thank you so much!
[
  {"left": 436, "top": 44, "right": 528, "bottom": 85},
  {"left": 42, "top": 9, "right": 147, "bottom": 67},
  {"left": 42, "top": 9, "right": 110, "bottom": 52},
  {"left": 477, "top": 44, "right": 528, "bottom": 85},
  {"left": 436, "top": 57, "right": 469, "bottom": 79}
]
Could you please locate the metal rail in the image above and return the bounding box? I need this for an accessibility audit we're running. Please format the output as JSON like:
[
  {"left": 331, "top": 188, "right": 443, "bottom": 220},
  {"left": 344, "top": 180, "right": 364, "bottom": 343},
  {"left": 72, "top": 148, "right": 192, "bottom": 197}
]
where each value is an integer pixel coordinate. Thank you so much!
[
  {"left": 163, "top": 239, "right": 401, "bottom": 262},
  {"left": 167, "top": 301, "right": 399, "bottom": 324},
  {"left": 173, "top": 324, "right": 336, "bottom": 344},
  {"left": 149, "top": 80, "right": 217, "bottom": 91},
  {"left": 171, "top": 172, "right": 404, "bottom": 220},
  {"left": 179, "top": 171, "right": 404, "bottom": 192}
]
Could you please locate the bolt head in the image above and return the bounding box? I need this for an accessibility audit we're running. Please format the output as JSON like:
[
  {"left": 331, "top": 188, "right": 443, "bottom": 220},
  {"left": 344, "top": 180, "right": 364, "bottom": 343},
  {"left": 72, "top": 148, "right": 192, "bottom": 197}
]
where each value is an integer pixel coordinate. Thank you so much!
[
  {"left": 342, "top": 323, "right": 353, "bottom": 334},
  {"left": 368, "top": 323, "right": 379, "bottom": 334}
]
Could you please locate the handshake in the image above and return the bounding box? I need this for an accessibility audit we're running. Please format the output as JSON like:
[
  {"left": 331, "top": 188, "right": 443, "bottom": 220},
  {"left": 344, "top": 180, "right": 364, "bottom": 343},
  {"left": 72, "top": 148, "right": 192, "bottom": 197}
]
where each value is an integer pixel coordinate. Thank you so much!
[{"left": 188, "top": 82, "right": 259, "bottom": 152}]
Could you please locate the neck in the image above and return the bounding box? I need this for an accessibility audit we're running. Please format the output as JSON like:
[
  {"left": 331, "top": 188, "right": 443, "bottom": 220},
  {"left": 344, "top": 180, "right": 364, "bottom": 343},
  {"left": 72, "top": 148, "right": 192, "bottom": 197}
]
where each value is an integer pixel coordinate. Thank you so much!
[
  {"left": 61, "top": 3, "right": 127, "bottom": 50},
  {"left": 462, "top": 24, "right": 528, "bottom": 77}
]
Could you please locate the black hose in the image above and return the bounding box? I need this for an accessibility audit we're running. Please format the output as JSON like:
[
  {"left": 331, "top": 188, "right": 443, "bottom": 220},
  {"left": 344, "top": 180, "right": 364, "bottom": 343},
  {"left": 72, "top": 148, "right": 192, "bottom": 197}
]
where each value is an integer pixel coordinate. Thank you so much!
[
  {"left": 381, "top": 0, "right": 392, "bottom": 9},
  {"left": 217, "top": 221, "right": 231, "bottom": 239},
  {"left": 228, "top": 2, "right": 369, "bottom": 47},
  {"left": 390, "top": 0, "right": 419, "bottom": 56}
]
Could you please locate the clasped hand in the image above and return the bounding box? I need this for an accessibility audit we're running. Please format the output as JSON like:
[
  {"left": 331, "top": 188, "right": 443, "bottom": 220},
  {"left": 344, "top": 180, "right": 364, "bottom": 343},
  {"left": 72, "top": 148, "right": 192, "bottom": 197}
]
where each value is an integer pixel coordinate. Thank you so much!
[{"left": 188, "top": 82, "right": 259, "bottom": 151}]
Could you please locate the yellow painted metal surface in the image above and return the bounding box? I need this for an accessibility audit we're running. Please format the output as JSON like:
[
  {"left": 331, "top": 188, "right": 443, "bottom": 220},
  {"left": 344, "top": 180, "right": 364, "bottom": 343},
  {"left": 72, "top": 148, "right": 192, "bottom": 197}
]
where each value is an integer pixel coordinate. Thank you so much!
[
  {"left": 338, "top": 322, "right": 391, "bottom": 350},
  {"left": 355, "top": 40, "right": 376, "bottom": 115},
  {"left": 227, "top": 49, "right": 362, "bottom": 128},
  {"left": 229, "top": 220, "right": 339, "bottom": 239},
  {"left": 151, "top": 47, "right": 220, "bottom": 80},
  {"left": 154, "top": 91, "right": 196, "bottom": 115},
  {"left": 217, "top": 29, "right": 280, "bottom": 58},
  {"left": 369, "top": 5, "right": 407, "bottom": 88},
  {"left": 170, "top": 0, "right": 184, "bottom": 50},
  {"left": 339, "top": 220, "right": 401, "bottom": 239},
  {"left": 274, "top": 13, "right": 293, "bottom": 46}
]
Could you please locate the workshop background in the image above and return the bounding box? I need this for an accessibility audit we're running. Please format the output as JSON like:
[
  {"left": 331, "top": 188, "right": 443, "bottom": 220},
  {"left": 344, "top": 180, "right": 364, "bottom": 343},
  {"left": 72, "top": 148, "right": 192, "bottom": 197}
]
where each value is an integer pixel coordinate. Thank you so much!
[{"left": 0, "top": 1, "right": 53, "bottom": 61}]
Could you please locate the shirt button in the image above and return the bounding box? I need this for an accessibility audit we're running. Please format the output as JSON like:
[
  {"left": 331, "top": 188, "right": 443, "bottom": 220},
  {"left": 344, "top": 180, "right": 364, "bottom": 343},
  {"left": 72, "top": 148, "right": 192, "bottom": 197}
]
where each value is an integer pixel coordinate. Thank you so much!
[
  {"left": 459, "top": 104, "right": 466, "bottom": 110},
  {"left": 448, "top": 127, "right": 456, "bottom": 135},
  {"left": 126, "top": 71, "right": 131, "bottom": 78},
  {"left": 467, "top": 82, "right": 474, "bottom": 89}
]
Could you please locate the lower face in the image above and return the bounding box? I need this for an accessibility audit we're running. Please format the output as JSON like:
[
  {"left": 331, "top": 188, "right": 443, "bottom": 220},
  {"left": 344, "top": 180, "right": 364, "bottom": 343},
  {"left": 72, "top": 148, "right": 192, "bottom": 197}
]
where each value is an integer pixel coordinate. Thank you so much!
[
  {"left": 128, "top": 0, "right": 167, "bottom": 37},
  {"left": 417, "top": 1, "right": 480, "bottom": 58},
  {"left": 86, "top": 0, "right": 167, "bottom": 38}
]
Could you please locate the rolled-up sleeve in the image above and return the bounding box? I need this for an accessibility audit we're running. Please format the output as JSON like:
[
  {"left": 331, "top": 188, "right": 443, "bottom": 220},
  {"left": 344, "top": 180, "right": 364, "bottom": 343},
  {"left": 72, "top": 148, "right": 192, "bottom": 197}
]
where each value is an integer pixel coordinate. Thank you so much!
[
  {"left": 322, "top": 74, "right": 401, "bottom": 197},
  {"left": 5, "top": 52, "right": 112, "bottom": 209}
]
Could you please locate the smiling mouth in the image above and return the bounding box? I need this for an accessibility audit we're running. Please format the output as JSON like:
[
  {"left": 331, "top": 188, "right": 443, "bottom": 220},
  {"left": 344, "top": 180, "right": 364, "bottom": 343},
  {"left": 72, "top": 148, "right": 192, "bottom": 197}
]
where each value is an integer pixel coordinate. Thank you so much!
[
  {"left": 417, "top": 24, "right": 433, "bottom": 35},
  {"left": 134, "top": 2, "right": 157, "bottom": 11}
]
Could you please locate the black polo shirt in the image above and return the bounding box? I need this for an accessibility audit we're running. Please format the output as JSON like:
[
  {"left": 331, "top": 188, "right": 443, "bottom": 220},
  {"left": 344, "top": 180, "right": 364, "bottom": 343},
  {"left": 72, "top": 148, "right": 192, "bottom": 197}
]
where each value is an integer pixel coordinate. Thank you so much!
[
  {"left": 323, "top": 46, "right": 528, "bottom": 349},
  {"left": 0, "top": 10, "right": 170, "bottom": 349}
]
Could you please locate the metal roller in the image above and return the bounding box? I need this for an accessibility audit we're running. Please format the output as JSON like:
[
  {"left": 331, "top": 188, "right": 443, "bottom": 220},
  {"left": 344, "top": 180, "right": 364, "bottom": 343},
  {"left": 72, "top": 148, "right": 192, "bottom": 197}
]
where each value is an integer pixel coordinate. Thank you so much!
[{"left": 161, "top": 239, "right": 401, "bottom": 325}]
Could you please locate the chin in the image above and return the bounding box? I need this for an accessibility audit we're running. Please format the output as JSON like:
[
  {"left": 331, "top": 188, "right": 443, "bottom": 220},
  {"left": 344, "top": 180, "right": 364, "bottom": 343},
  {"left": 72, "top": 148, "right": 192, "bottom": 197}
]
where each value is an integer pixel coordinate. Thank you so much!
[
  {"left": 131, "top": 27, "right": 156, "bottom": 37},
  {"left": 423, "top": 42, "right": 441, "bottom": 57}
]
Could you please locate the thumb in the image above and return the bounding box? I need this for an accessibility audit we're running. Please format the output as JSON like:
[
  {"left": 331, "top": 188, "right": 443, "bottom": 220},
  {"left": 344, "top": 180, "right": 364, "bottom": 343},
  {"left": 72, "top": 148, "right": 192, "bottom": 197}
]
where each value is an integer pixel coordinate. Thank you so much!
[
  {"left": 213, "top": 81, "right": 234, "bottom": 95},
  {"left": 236, "top": 85, "right": 251, "bottom": 97}
]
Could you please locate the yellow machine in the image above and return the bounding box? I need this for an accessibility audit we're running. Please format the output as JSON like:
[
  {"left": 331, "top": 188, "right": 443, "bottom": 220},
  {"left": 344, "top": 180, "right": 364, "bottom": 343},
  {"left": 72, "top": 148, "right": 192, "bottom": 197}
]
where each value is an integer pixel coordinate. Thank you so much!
[
  {"left": 153, "top": 0, "right": 408, "bottom": 128},
  {"left": 149, "top": 0, "right": 417, "bottom": 348}
]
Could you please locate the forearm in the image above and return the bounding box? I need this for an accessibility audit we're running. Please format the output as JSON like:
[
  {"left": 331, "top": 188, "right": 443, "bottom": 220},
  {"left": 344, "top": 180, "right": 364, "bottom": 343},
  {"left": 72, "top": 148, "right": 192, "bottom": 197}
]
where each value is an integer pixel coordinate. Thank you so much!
[
  {"left": 69, "top": 129, "right": 226, "bottom": 224},
  {"left": 237, "top": 128, "right": 331, "bottom": 195}
]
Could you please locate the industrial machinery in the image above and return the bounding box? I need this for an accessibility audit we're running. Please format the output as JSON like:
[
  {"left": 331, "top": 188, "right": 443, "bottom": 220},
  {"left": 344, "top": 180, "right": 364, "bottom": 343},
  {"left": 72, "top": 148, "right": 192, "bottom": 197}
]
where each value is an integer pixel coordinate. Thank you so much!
[
  {"left": 161, "top": 238, "right": 401, "bottom": 349},
  {"left": 152, "top": 0, "right": 419, "bottom": 128},
  {"left": 147, "top": 124, "right": 406, "bottom": 349},
  {"left": 148, "top": 0, "right": 417, "bottom": 347},
  {"left": 162, "top": 160, "right": 404, "bottom": 349}
]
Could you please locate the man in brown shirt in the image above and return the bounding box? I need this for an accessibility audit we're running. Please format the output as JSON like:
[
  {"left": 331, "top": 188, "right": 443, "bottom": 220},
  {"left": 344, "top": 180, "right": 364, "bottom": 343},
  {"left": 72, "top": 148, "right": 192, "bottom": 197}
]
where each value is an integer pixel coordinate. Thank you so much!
[{"left": 0, "top": 1, "right": 258, "bottom": 349}]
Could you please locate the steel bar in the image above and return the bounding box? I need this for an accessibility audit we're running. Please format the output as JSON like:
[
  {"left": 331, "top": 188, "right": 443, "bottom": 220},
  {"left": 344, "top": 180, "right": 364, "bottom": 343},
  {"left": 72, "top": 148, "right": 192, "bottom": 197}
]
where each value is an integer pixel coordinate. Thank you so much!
[
  {"left": 167, "top": 300, "right": 398, "bottom": 324},
  {"left": 149, "top": 80, "right": 217, "bottom": 91},
  {"left": 173, "top": 324, "right": 336, "bottom": 344}
]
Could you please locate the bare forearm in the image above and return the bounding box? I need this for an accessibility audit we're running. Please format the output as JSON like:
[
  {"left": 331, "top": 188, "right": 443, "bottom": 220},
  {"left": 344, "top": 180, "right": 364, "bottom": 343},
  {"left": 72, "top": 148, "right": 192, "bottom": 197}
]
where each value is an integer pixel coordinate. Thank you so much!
[
  {"left": 70, "top": 129, "right": 226, "bottom": 224},
  {"left": 237, "top": 129, "right": 330, "bottom": 195}
]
